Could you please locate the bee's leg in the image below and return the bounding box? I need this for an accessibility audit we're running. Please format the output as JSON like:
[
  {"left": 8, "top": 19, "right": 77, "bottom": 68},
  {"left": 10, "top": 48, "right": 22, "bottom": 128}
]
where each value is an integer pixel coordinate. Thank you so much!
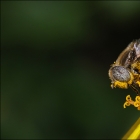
[{"left": 129, "top": 84, "right": 140, "bottom": 96}]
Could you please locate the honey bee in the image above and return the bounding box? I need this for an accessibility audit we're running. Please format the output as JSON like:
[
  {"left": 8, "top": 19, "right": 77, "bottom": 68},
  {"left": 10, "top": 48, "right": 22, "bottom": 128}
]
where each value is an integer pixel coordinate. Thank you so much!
[{"left": 108, "top": 39, "right": 140, "bottom": 95}]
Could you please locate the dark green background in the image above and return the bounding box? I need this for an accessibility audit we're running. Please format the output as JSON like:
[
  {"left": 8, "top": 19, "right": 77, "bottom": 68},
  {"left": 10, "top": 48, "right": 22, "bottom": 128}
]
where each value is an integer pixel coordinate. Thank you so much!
[{"left": 1, "top": 1, "right": 140, "bottom": 139}]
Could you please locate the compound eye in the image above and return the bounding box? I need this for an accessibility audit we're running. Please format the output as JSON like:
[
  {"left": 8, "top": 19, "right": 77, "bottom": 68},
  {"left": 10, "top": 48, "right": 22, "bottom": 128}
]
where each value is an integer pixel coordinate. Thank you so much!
[{"left": 111, "top": 66, "right": 131, "bottom": 82}]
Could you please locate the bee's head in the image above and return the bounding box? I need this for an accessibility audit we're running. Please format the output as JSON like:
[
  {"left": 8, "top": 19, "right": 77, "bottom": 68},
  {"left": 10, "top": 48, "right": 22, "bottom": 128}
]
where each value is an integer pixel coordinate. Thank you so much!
[
  {"left": 108, "top": 66, "right": 131, "bottom": 88},
  {"left": 109, "top": 66, "right": 131, "bottom": 82}
]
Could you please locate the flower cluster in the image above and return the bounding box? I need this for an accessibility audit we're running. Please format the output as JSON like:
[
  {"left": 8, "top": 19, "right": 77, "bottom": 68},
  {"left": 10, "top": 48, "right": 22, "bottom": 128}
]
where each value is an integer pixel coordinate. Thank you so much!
[{"left": 124, "top": 95, "right": 140, "bottom": 110}]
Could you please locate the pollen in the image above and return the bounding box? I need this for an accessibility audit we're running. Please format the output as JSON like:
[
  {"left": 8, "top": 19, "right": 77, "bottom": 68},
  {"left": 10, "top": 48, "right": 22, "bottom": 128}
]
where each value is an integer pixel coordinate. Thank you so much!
[
  {"left": 136, "top": 81, "right": 140, "bottom": 87},
  {"left": 113, "top": 81, "right": 128, "bottom": 89},
  {"left": 131, "top": 61, "right": 140, "bottom": 73}
]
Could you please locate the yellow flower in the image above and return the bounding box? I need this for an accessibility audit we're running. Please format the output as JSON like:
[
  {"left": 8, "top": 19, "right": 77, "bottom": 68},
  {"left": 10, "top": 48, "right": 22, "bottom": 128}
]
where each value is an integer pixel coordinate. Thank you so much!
[{"left": 123, "top": 95, "right": 140, "bottom": 110}]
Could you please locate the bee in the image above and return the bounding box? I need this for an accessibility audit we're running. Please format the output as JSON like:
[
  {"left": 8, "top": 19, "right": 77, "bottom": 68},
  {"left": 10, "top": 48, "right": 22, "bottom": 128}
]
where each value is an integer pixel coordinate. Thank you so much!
[{"left": 108, "top": 39, "right": 140, "bottom": 95}]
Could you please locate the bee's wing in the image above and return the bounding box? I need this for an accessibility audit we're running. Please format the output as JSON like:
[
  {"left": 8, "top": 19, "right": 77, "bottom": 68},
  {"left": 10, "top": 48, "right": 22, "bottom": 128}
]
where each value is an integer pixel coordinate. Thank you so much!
[
  {"left": 134, "top": 39, "right": 140, "bottom": 60},
  {"left": 115, "top": 41, "right": 135, "bottom": 66}
]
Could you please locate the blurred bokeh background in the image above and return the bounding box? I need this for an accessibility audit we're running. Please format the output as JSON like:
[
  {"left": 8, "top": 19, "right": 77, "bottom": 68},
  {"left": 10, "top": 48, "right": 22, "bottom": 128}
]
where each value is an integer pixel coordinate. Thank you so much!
[{"left": 1, "top": 1, "right": 140, "bottom": 139}]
